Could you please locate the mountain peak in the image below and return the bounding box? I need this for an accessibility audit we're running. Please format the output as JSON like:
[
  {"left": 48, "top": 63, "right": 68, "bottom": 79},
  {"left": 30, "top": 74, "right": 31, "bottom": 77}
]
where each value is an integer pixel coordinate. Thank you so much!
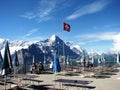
[
  {"left": 49, "top": 35, "right": 61, "bottom": 43},
  {"left": 49, "top": 35, "right": 56, "bottom": 41}
]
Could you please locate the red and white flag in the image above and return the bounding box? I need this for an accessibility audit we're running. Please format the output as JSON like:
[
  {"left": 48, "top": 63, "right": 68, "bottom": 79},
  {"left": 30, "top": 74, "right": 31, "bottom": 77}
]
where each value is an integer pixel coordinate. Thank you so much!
[{"left": 63, "top": 22, "right": 70, "bottom": 32}]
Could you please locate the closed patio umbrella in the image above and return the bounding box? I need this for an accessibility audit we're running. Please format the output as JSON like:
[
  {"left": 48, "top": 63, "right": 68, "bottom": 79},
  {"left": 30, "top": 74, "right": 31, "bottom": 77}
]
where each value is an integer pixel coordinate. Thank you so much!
[
  {"left": 13, "top": 51, "right": 19, "bottom": 67},
  {"left": 53, "top": 53, "right": 61, "bottom": 73},
  {"left": 13, "top": 50, "right": 19, "bottom": 75},
  {"left": 1, "top": 41, "right": 13, "bottom": 90}
]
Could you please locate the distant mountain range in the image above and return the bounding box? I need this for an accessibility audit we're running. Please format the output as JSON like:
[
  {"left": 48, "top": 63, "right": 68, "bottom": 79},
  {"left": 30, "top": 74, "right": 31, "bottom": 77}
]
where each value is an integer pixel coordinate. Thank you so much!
[
  {"left": 0, "top": 35, "right": 119, "bottom": 68},
  {"left": 0, "top": 35, "right": 85, "bottom": 64}
]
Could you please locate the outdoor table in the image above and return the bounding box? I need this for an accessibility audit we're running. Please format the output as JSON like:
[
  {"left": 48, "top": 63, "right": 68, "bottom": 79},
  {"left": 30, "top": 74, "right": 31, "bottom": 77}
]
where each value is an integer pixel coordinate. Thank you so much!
[
  {"left": 54, "top": 79, "right": 93, "bottom": 89},
  {"left": 55, "top": 79, "right": 93, "bottom": 84},
  {"left": 9, "top": 74, "right": 40, "bottom": 86}
]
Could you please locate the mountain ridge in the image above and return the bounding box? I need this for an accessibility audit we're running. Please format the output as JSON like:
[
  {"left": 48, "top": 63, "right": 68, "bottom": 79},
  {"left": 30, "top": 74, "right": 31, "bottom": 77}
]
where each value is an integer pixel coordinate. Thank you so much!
[{"left": 0, "top": 35, "right": 84, "bottom": 64}]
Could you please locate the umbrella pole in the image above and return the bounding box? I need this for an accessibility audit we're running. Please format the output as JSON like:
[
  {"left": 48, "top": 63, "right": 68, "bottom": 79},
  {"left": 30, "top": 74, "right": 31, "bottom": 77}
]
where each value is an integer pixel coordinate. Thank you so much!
[
  {"left": 4, "top": 75, "right": 7, "bottom": 90},
  {"left": 54, "top": 72, "right": 57, "bottom": 89}
]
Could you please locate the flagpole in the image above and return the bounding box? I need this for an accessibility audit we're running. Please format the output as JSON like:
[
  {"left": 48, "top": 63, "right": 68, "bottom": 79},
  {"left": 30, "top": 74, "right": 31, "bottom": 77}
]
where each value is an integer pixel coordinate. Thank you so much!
[
  {"left": 62, "top": 21, "right": 65, "bottom": 70},
  {"left": 62, "top": 21, "right": 71, "bottom": 70},
  {"left": 63, "top": 39, "right": 65, "bottom": 64}
]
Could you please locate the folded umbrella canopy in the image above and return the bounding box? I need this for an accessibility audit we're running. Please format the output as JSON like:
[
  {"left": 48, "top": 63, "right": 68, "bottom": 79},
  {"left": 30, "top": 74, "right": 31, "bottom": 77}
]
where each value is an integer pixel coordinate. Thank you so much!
[
  {"left": 53, "top": 53, "right": 61, "bottom": 72},
  {"left": 13, "top": 50, "right": 19, "bottom": 75},
  {"left": 1, "top": 41, "right": 13, "bottom": 75},
  {"left": 13, "top": 51, "right": 19, "bottom": 67}
]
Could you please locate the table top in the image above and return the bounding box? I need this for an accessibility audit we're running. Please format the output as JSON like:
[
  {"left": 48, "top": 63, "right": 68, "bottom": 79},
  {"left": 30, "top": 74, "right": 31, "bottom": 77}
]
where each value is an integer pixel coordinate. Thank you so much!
[
  {"left": 54, "top": 79, "right": 93, "bottom": 85},
  {"left": 22, "top": 78, "right": 43, "bottom": 82},
  {"left": 63, "top": 83, "right": 96, "bottom": 89}
]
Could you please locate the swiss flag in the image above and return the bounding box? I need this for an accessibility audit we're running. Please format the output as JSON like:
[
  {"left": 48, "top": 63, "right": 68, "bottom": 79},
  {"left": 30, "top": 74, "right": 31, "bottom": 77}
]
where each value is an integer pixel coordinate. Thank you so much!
[{"left": 63, "top": 22, "right": 70, "bottom": 32}]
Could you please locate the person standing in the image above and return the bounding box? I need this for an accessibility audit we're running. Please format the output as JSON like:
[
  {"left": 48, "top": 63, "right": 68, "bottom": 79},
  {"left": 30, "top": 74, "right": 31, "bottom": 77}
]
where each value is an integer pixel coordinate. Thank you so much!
[
  {"left": 50, "top": 61, "right": 53, "bottom": 71},
  {"left": 38, "top": 62, "right": 44, "bottom": 74},
  {"left": 31, "top": 63, "right": 36, "bottom": 73}
]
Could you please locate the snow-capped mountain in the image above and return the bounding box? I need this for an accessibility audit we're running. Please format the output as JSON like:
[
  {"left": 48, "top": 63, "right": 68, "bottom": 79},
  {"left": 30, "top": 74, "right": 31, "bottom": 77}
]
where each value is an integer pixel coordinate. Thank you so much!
[
  {"left": 0, "top": 35, "right": 119, "bottom": 68},
  {"left": 0, "top": 35, "right": 84, "bottom": 64}
]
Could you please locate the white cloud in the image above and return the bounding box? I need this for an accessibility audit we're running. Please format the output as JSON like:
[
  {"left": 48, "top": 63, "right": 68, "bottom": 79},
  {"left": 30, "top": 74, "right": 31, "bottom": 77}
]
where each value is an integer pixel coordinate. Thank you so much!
[
  {"left": 77, "top": 32, "right": 117, "bottom": 41},
  {"left": 21, "top": 0, "right": 57, "bottom": 22},
  {"left": 21, "top": 12, "right": 37, "bottom": 19},
  {"left": 78, "top": 42, "right": 86, "bottom": 45},
  {"left": 76, "top": 31, "right": 120, "bottom": 52},
  {"left": 23, "top": 29, "right": 38, "bottom": 38},
  {"left": 111, "top": 33, "right": 120, "bottom": 52},
  {"left": 22, "top": 36, "right": 45, "bottom": 42},
  {"left": 21, "top": 29, "right": 50, "bottom": 41},
  {"left": 66, "top": 0, "right": 110, "bottom": 20}
]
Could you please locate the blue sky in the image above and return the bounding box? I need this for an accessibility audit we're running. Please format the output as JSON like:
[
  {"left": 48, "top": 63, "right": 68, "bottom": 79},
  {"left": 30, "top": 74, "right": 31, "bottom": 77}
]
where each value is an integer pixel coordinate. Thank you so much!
[{"left": 0, "top": 0, "right": 120, "bottom": 53}]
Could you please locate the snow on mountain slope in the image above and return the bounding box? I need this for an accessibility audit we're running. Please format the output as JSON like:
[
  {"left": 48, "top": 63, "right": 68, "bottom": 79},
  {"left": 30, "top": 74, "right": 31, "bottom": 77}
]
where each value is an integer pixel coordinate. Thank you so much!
[
  {"left": 72, "top": 45, "right": 83, "bottom": 52},
  {"left": 0, "top": 38, "right": 7, "bottom": 50},
  {"left": 66, "top": 42, "right": 83, "bottom": 55},
  {"left": 49, "top": 35, "right": 56, "bottom": 42},
  {"left": 0, "top": 40, "right": 32, "bottom": 55},
  {"left": 47, "top": 35, "right": 57, "bottom": 46},
  {"left": 10, "top": 40, "right": 33, "bottom": 54},
  {"left": 0, "top": 38, "right": 7, "bottom": 56}
]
